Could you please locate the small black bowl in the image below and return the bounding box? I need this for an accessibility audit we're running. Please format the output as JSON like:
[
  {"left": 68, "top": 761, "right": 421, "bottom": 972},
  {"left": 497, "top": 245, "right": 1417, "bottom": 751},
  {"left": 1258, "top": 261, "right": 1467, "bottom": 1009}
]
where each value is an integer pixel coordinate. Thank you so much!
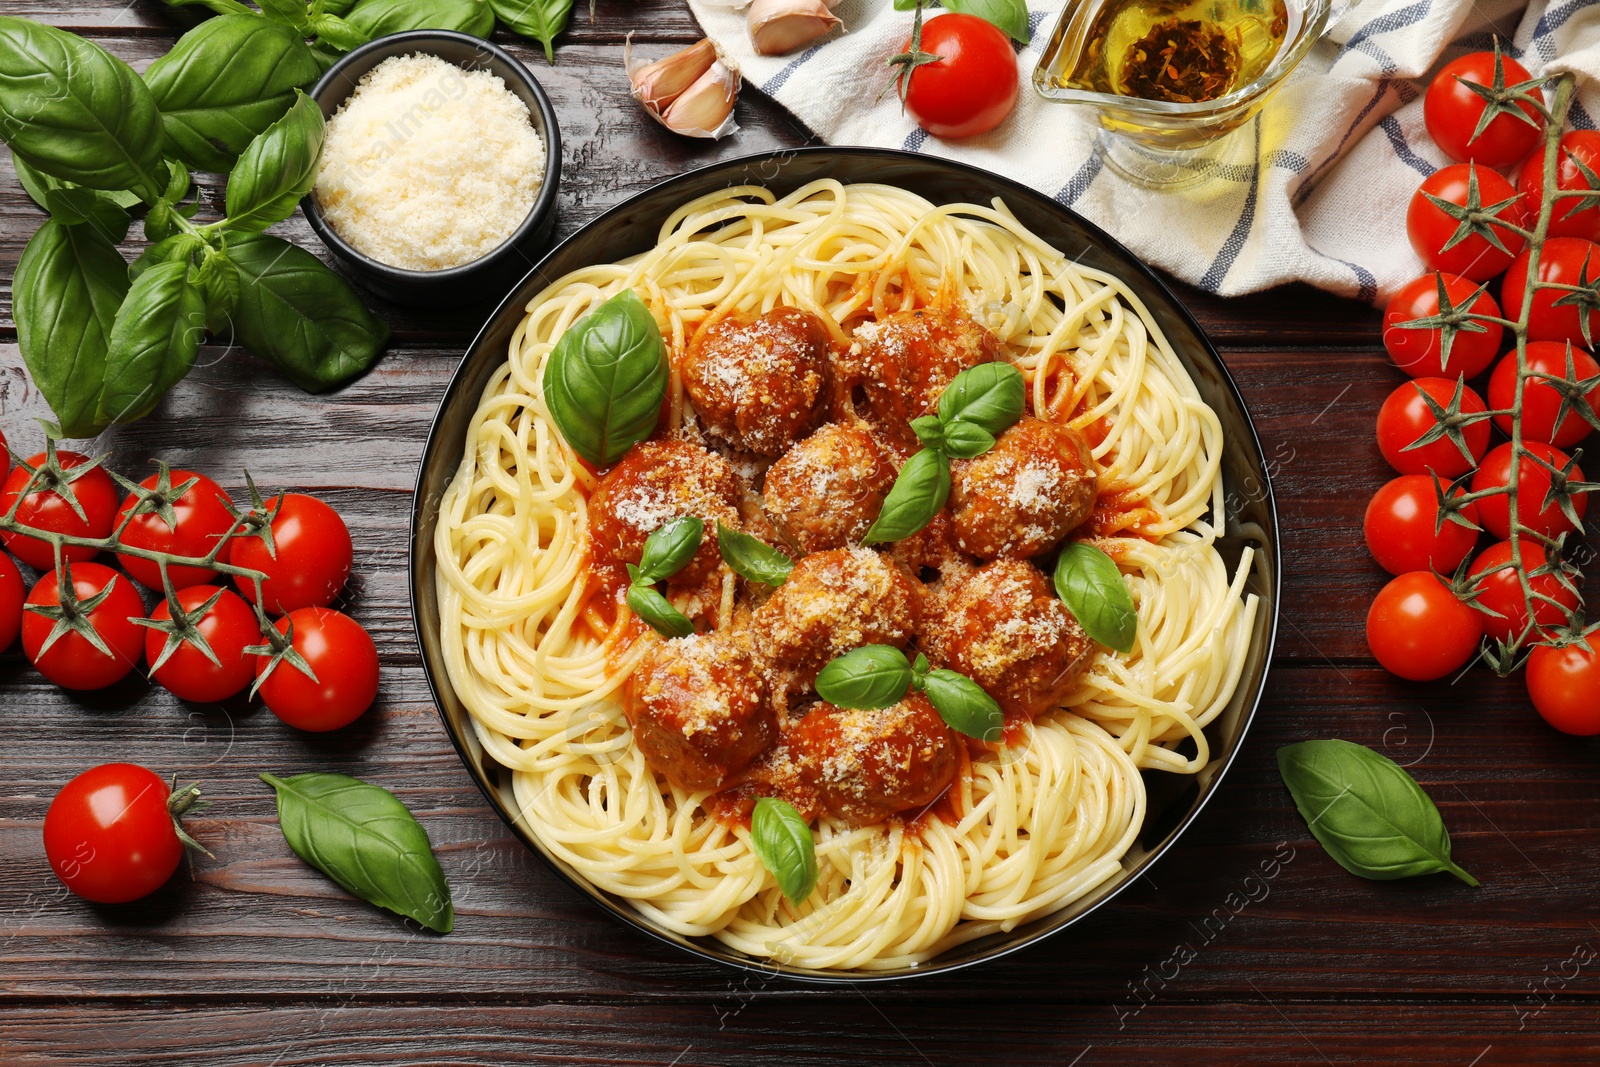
[{"left": 301, "top": 30, "right": 561, "bottom": 309}]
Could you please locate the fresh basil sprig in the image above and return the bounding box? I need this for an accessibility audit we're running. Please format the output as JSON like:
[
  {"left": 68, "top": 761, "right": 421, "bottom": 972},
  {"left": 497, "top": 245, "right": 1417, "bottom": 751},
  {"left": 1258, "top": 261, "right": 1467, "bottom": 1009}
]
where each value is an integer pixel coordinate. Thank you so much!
[
  {"left": 625, "top": 517, "right": 702, "bottom": 638},
  {"left": 750, "top": 797, "right": 818, "bottom": 906},
  {"left": 815, "top": 645, "right": 1003, "bottom": 741},
  {"left": 863, "top": 448, "right": 951, "bottom": 545},
  {"left": 1053, "top": 542, "right": 1137, "bottom": 654},
  {"left": 1277, "top": 740, "right": 1478, "bottom": 887},
  {"left": 261, "top": 771, "right": 456, "bottom": 932},
  {"left": 544, "top": 290, "right": 669, "bottom": 469},
  {"left": 937, "top": 360, "right": 1026, "bottom": 431},
  {"left": 717, "top": 521, "right": 794, "bottom": 587}
]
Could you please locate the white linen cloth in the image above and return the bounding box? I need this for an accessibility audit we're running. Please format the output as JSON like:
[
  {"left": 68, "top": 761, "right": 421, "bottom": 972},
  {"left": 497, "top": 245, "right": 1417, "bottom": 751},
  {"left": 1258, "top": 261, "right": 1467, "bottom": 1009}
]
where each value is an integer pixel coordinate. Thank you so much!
[{"left": 684, "top": 0, "right": 1600, "bottom": 301}]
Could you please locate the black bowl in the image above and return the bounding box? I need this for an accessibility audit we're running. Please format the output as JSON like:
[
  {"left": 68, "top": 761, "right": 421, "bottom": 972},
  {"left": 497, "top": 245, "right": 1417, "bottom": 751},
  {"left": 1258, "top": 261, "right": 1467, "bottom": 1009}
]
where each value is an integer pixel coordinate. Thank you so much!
[
  {"left": 301, "top": 30, "right": 561, "bottom": 309},
  {"left": 410, "top": 147, "right": 1281, "bottom": 982}
]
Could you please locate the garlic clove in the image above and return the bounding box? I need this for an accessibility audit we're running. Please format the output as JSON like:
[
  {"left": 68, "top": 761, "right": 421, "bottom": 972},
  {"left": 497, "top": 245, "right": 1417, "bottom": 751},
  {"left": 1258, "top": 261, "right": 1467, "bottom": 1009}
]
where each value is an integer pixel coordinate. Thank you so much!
[
  {"left": 660, "top": 60, "right": 741, "bottom": 140},
  {"left": 747, "top": 0, "right": 843, "bottom": 56},
  {"left": 627, "top": 37, "right": 718, "bottom": 114}
]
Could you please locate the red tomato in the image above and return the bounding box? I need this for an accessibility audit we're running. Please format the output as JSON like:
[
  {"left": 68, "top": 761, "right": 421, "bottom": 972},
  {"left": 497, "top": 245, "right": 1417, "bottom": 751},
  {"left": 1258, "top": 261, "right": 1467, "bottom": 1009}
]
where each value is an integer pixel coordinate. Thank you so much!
[
  {"left": 1501, "top": 237, "right": 1600, "bottom": 347},
  {"left": 228, "top": 494, "right": 353, "bottom": 615},
  {"left": 1526, "top": 642, "right": 1600, "bottom": 735},
  {"left": 1407, "top": 164, "right": 1529, "bottom": 281},
  {"left": 1381, "top": 273, "right": 1503, "bottom": 379},
  {"left": 1376, "top": 377, "right": 1491, "bottom": 477},
  {"left": 1423, "top": 51, "right": 1545, "bottom": 168},
  {"left": 1467, "top": 540, "right": 1581, "bottom": 646},
  {"left": 1487, "top": 341, "right": 1600, "bottom": 448},
  {"left": 22, "top": 562, "right": 145, "bottom": 690},
  {"left": 42, "top": 763, "right": 185, "bottom": 903},
  {"left": 146, "top": 585, "right": 260, "bottom": 703},
  {"left": 1516, "top": 130, "right": 1600, "bottom": 243},
  {"left": 897, "top": 13, "right": 1018, "bottom": 139},
  {"left": 256, "top": 607, "right": 379, "bottom": 732},
  {"left": 0, "top": 552, "right": 22, "bottom": 651},
  {"left": 114, "top": 470, "right": 236, "bottom": 591},
  {"left": 1366, "top": 571, "right": 1484, "bottom": 681},
  {"left": 1470, "top": 441, "right": 1588, "bottom": 540},
  {"left": 1363, "top": 475, "right": 1481, "bottom": 576},
  {"left": 0, "top": 452, "right": 118, "bottom": 571}
]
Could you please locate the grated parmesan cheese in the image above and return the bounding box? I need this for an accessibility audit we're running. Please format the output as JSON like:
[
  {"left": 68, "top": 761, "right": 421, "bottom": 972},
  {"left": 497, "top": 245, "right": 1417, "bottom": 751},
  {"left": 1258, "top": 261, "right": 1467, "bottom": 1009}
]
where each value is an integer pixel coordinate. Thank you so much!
[{"left": 314, "top": 52, "right": 545, "bottom": 272}]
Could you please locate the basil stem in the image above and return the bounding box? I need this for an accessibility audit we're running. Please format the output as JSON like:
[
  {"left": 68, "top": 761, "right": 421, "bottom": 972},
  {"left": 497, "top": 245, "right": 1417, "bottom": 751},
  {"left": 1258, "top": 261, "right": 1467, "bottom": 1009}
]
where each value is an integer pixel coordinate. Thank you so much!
[
  {"left": 936, "top": 361, "right": 1026, "bottom": 434},
  {"left": 543, "top": 289, "right": 669, "bottom": 469},
  {"left": 815, "top": 644, "right": 913, "bottom": 709},
  {"left": 634, "top": 517, "right": 703, "bottom": 584},
  {"left": 717, "top": 522, "right": 793, "bottom": 587},
  {"left": 750, "top": 797, "right": 818, "bottom": 906},
  {"left": 626, "top": 582, "right": 695, "bottom": 639},
  {"left": 862, "top": 448, "right": 950, "bottom": 545},
  {"left": 1053, "top": 542, "right": 1138, "bottom": 654}
]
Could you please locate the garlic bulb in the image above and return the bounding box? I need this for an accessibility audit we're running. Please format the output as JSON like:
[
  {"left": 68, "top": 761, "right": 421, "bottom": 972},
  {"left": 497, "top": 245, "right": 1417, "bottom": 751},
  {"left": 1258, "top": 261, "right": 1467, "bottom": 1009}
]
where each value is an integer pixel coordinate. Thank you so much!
[
  {"left": 747, "top": 0, "right": 842, "bottom": 56},
  {"left": 626, "top": 36, "right": 741, "bottom": 140}
]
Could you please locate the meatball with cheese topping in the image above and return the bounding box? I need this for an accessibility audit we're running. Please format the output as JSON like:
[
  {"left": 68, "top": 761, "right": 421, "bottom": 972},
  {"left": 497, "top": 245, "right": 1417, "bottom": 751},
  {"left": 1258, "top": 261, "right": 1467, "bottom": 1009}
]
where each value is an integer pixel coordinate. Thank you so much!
[
  {"left": 588, "top": 439, "right": 740, "bottom": 585},
  {"left": 948, "top": 418, "right": 1098, "bottom": 560},
  {"left": 626, "top": 632, "right": 775, "bottom": 791},
  {"left": 683, "top": 307, "right": 830, "bottom": 456},
  {"left": 843, "top": 306, "right": 999, "bottom": 446},
  {"left": 921, "top": 560, "right": 1095, "bottom": 718},
  {"left": 786, "top": 695, "right": 958, "bottom": 825},
  {"left": 763, "top": 423, "right": 896, "bottom": 553},
  {"left": 754, "top": 547, "right": 922, "bottom": 676}
]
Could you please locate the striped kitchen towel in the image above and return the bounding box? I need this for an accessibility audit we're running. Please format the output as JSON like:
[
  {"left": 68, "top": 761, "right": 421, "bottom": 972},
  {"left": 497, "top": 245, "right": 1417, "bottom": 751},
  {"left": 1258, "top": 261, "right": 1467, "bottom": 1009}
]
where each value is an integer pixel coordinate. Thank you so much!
[{"left": 683, "top": 0, "right": 1600, "bottom": 301}]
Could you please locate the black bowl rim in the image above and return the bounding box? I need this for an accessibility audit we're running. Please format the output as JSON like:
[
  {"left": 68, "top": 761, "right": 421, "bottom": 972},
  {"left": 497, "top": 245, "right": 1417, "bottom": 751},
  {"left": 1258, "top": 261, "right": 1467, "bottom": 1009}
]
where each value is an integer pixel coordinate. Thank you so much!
[
  {"left": 408, "top": 145, "right": 1282, "bottom": 984},
  {"left": 301, "top": 29, "right": 563, "bottom": 283}
]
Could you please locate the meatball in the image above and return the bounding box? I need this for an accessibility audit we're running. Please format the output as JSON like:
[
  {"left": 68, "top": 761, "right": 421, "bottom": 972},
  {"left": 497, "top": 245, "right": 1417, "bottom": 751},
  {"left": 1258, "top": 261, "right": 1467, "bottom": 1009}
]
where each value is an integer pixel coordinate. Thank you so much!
[
  {"left": 626, "top": 632, "right": 775, "bottom": 791},
  {"left": 843, "top": 306, "right": 999, "bottom": 446},
  {"left": 683, "top": 307, "right": 830, "bottom": 456},
  {"left": 921, "top": 560, "right": 1095, "bottom": 718},
  {"left": 948, "top": 418, "right": 1099, "bottom": 560},
  {"left": 888, "top": 509, "right": 964, "bottom": 579},
  {"left": 588, "top": 439, "right": 740, "bottom": 585},
  {"left": 753, "top": 547, "right": 922, "bottom": 676},
  {"left": 762, "top": 423, "right": 896, "bottom": 553},
  {"left": 786, "top": 695, "right": 958, "bottom": 825}
]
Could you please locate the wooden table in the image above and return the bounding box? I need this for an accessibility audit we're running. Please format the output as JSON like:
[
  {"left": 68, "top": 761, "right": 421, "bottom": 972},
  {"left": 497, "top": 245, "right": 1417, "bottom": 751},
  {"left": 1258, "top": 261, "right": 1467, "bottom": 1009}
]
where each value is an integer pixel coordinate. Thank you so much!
[{"left": 3, "top": 4, "right": 1598, "bottom": 1064}]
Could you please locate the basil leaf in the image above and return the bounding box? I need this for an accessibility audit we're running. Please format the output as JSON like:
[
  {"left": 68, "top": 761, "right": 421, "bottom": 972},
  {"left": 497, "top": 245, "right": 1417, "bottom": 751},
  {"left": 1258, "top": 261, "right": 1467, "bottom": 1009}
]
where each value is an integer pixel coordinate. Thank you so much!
[
  {"left": 1053, "top": 541, "right": 1137, "bottom": 654},
  {"left": 142, "top": 16, "right": 323, "bottom": 174},
  {"left": 0, "top": 18, "right": 165, "bottom": 199},
  {"left": 937, "top": 361, "right": 1025, "bottom": 435},
  {"left": 42, "top": 186, "right": 131, "bottom": 244},
  {"left": 944, "top": 0, "right": 1030, "bottom": 42},
  {"left": 635, "top": 516, "right": 703, "bottom": 584},
  {"left": 322, "top": 0, "right": 360, "bottom": 13},
  {"left": 160, "top": 0, "right": 256, "bottom": 13},
  {"left": 815, "top": 645, "right": 913, "bottom": 709},
  {"left": 98, "top": 260, "right": 208, "bottom": 426},
  {"left": 226, "top": 232, "right": 390, "bottom": 390},
  {"left": 922, "top": 669, "right": 1003, "bottom": 742},
  {"left": 750, "top": 797, "right": 817, "bottom": 906},
  {"left": 490, "top": 0, "right": 574, "bottom": 63},
  {"left": 1277, "top": 740, "right": 1478, "bottom": 886},
  {"left": 862, "top": 448, "right": 949, "bottom": 545},
  {"left": 261, "top": 771, "right": 455, "bottom": 932},
  {"left": 626, "top": 583, "right": 695, "bottom": 638},
  {"left": 910, "top": 414, "right": 945, "bottom": 451},
  {"left": 940, "top": 420, "right": 996, "bottom": 459},
  {"left": 309, "top": 13, "right": 372, "bottom": 52},
  {"left": 345, "top": 0, "right": 496, "bottom": 38},
  {"left": 543, "top": 289, "right": 668, "bottom": 468},
  {"left": 224, "top": 91, "right": 324, "bottom": 233},
  {"left": 195, "top": 250, "right": 241, "bottom": 335},
  {"left": 717, "top": 521, "right": 793, "bottom": 587},
  {"left": 259, "top": 0, "right": 313, "bottom": 31},
  {"left": 892, "top": 0, "right": 918, "bottom": 8},
  {"left": 14, "top": 219, "right": 129, "bottom": 439},
  {"left": 131, "top": 234, "right": 205, "bottom": 281}
]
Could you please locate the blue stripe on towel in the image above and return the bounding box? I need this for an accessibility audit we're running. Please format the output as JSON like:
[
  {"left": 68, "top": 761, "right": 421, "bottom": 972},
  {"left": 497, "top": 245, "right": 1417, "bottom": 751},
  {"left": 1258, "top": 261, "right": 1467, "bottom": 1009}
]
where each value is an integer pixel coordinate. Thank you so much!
[
  {"left": 1572, "top": 99, "right": 1596, "bottom": 132},
  {"left": 1531, "top": 0, "right": 1594, "bottom": 58},
  {"left": 1338, "top": 0, "right": 1433, "bottom": 70},
  {"left": 1308, "top": 247, "right": 1380, "bottom": 303},
  {"left": 1198, "top": 123, "right": 1263, "bottom": 293},
  {"left": 1054, "top": 153, "right": 1103, "bottom": 206},
  {"left": 1379, "top": 115, "right": 1436, "bottom": 177},
  {"left": 762, "top": 44, "right": 826, "bottom": 95},
  {"left": 902, "top": 128, "right": 929, "bottom": 153}
]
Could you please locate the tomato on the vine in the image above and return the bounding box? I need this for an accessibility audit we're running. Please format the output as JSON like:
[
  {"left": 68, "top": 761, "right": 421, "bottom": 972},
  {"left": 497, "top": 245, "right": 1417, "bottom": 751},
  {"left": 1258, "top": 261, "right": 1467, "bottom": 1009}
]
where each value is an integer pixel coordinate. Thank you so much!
[
  {"left": 1363, "top": 475, "right": 1481, "bottom": 576},
  {"left": 256, "top": 607, "right": 379, "bottom": 732},
  {"left": 1470, "top": 440, "right": 1589, "bottom": 540},
  {"left": 1381, "top": 274, "right": 1503, "bottom": 379},
  {"left": 1466, "top": 540, "right": 1581, "bottom": 646},
  {"left": 114, "top": 469, "right": 236, "bottom": 591},
  {"left": 22, "top": 563, "right": 145, "bottom": 690},
  {"left": 1501, "top": 237, "right": 1600, "bottom": 347},
  {"left": 42, "top": 763, "right": 198, "bottom": 903},
  {"left": 1366, "top": 571, "right": 1484, "bottom": 681},
  {"left": 1376, "top": 377, "right": 1491, "bottom": 478},
  {"left": 1487, "top": 341, "right": 1600, "bottom": 448},
  {"left": 228, "top": 493, "right": 353, "bottom": 615},
  {"left": 1423, "top": 51, "right": 1545, "bottom": 168},
  {"left": 0, "top": 552, "right": 22, "bottom": 651},
  {"left": 894, "top": 13, "right": 1018, "bottom": 140},
  {"left": 145, "top": 585, "right": 260, "bottom": 703},
  {"left": 1407, "top": 164, "right": 1529, "bottom": 281},
  {"left": 1516, "top": 130, "right": 1600, "bottom": 243},
  {"left": 1526, "top": 641, "right": 1600, "bottom": 735},
  {"left": 0, "top": 452, "right": 118, "bottom": 571}
]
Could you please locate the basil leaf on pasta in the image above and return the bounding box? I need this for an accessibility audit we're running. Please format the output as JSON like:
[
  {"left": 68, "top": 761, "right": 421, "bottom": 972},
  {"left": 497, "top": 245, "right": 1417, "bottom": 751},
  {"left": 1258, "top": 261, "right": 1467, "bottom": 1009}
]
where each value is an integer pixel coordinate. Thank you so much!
[
  {"left": 634, "top": 516, "right": 703, "bottom": 584},
  {"left": 543, "top": 289, "right": 668, "bottom": 469},
  {"left": 815, "top": 645, "right": 912, "bottom": 709},
  {"left": 936, "top": 361, "right": 1025, "bottom": 435},
  {"left": 862, "top": 448, "right": 949, "bottom": 545},
  {"left": 750, "top": 797, "right": 817, "bottom": 905},
  {"left": 1053, "top": 542, "right": 1137, "bottom": 653},
  {"left": 717, "top": 522, "right": 793, "bottom": 587},
  {"left": 940, "top": 420, "right": 996, "bottom": 459},
  {"left": 626, "top": 582, "right": 695, "bottom": 638},
  {"left": 922, "top": 669, "right": 1003, "bottom": 741}
]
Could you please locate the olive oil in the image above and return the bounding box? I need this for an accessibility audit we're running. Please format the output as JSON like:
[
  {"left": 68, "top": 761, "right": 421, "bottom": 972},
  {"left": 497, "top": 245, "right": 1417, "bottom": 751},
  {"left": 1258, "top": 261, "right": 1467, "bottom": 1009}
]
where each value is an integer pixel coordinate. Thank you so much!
[{"left": 1061, "top": 0, "right": 1290, "bottom": 104}]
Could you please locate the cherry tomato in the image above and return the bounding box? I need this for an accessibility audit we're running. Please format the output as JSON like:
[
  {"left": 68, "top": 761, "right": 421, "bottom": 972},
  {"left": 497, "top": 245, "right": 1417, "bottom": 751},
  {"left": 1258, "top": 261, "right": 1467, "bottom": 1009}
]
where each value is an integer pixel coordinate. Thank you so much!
[
  {"left": 256, "top": 607, "right": 379, "bottom": 732},
  {"left": 22, "top": 562, "right": 145, "bottom": 690},
  {"left": 1376, "top": 377, "right": 1491, "bottom": 478},
  {"left": 1487, "top": 341, "right": 1600, "bottom": 448},
  {"left": 228, "top": 494, "right": 353, "bottom": 615},
  {"left": 1364, "top": 475, "right": 1481, "bottom": 576},
  {"left": 1407, "top": 164, "right": 1529, "bottom": 281},
  {"left": 114, "top": 470, "right": 236, "bottom": 591},
  {"left": 1516, "top": 130, "right": 1600, "bottom": 243},
  {"left": 897, "top": 13, "right": 1018, "bottom": 139},
  {"left": 1467, "top": 540, "right": 1581, "bottom": 647},
  {"left": 1526, "top": 642, "right": 1600, "bottom": 735},
  {"left": 1501, "top": 237, "right": 1600, "bottom": 347},
  {"left": 0, "top": 553, "right": 22, "bottom": 651},
  {"left": 0, "top": 452, "right": 118, "bottom": 571},
  {"left": 1366, "top": 571, "right": 1484, "bottom": 681},
  {"left": 1423, "top": 51, "right": 1545, "bottom": 168},
  {"left": 1382, "top": 273, "right": 1503, "bottom": 379},
  {"left": 42, "top": 763, "right": 186, "bottom": 903},
  {"left": 1470, "top": 441, "right": 1588, "bottom": 540},
  {"left": 146, "top": 585, "right": 260, "bottom": 703}
]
